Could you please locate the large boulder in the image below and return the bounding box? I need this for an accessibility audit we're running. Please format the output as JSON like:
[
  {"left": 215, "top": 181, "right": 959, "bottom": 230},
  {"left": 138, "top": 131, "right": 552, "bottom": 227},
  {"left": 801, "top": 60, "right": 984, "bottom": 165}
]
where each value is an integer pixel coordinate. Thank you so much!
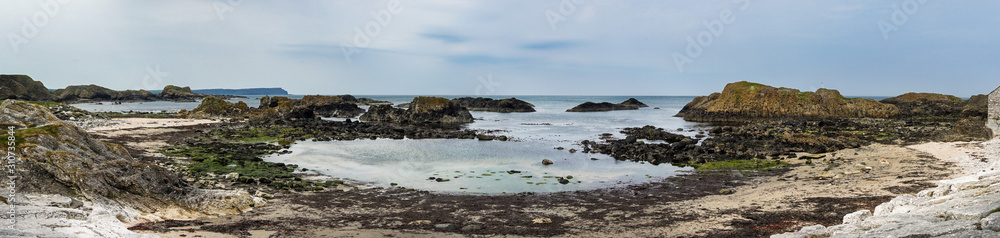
[
  {"left": 453, "top": 97, "right": 535, "bottom": 112},
  {"left": 0, "top": 74, "right": 53, "bottom": 101},
  {"left": 676, "top": 81, "right": 898, "bottom": 122},
  {"left": 360, "top": 96, "right": 473, "bottom": 124}
]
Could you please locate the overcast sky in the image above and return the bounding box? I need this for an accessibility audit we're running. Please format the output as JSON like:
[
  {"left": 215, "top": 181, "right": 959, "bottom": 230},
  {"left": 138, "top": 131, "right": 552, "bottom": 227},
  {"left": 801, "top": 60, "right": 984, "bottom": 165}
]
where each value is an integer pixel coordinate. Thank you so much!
[{"left": 1, "top": 1, "right": 998, "bottom": 96}]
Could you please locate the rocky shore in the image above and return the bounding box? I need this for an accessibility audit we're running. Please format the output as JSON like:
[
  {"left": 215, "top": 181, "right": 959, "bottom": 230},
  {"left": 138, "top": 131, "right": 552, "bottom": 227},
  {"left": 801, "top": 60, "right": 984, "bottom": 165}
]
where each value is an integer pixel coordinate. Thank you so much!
[
  {"left": 776, "top": 139, "right": 1000, "bottom": 237},
  {"left": 2, "top": 75, "right": 998, "bottom": 237}
]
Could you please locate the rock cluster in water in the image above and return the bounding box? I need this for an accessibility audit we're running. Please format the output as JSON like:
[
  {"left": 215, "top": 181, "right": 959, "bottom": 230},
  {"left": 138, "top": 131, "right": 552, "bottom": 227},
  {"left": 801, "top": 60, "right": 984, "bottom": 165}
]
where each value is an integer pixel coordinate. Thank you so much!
[
  {"left": 566, "top": 98, "right": 649, "bottom": 112},
  {"left": 452, "top": 97, "right": 536, "bottom": 112},
  {"left": 361, "top": 96, "right": 474, "bottom": 124}
]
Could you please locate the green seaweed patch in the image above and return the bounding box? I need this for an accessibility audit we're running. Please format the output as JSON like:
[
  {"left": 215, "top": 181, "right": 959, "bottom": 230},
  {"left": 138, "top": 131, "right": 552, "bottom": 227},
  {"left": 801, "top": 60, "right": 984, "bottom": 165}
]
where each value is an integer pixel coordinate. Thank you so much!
[{"left": 1, "top": 124, "right": 62, "bottom": 148}]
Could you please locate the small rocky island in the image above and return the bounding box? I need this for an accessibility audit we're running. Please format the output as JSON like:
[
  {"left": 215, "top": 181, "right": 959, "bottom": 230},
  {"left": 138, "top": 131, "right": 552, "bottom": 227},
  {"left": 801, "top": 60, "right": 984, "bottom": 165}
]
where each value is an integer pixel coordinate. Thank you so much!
[
  {"left": 453, "top": 97, "right": 535, "bottom": 112},
  {"left": 566, "top": 98, "right": 649, "bottom": 112}
]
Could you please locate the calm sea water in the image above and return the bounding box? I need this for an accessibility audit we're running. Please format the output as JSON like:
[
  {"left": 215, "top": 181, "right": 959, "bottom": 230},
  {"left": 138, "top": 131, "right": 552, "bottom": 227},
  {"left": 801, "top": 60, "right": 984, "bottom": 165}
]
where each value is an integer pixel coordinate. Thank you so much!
[{"left": 76, "top": 95, "right": 709, "bottom": 193}]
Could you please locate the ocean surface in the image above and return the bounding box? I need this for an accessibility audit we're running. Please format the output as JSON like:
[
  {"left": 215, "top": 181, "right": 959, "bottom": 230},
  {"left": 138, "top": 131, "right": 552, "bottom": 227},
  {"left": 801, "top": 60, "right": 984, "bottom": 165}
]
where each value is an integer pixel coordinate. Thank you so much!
[{"left": 75, "top": 95, "right": 711, "bottom": 194}]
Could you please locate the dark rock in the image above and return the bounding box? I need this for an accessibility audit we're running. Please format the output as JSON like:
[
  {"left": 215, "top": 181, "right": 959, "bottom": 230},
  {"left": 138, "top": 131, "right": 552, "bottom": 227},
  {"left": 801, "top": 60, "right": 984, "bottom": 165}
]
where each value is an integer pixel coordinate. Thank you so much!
[
  {"left": 453, "top": 97, "right": 535, "bottom": 112},
  {"left": 477, "top": 134, "right": 496, "bottom": 141},
  {"left": 620, "top": 98, "right": 649, "bottom": 108},
  {"left": 566, "top": 102, "right": 640, "bottom": 112},
  {"left": 497, "top": 135, "right": 509, "bottom": 141},
  {"left": 541, "top": 159, "right": 554, "bottom": 165},
  {"left": 460, "top": 224, "right": 483, "bottom": 231}
]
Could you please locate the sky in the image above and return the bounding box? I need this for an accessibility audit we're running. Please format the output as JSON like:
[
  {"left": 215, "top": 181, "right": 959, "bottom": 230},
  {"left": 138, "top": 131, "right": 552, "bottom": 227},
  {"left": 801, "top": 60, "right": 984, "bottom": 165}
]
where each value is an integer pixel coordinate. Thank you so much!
[{"left": 1, "top": 0, "right": 998, "bottom": 96}]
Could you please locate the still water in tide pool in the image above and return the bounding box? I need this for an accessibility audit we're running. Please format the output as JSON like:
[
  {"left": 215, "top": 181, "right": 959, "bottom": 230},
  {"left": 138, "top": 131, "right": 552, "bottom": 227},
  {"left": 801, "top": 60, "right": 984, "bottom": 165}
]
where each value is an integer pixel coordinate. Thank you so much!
[{"left": 263, "top": 139, "right": 688, "bottom": 194}]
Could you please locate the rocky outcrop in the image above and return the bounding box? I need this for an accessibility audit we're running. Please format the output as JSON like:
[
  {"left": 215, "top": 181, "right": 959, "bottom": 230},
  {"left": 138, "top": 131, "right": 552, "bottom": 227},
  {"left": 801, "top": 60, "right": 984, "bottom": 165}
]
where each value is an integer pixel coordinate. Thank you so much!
[
  {"left": 775, "top": 139, "right": 1000, "bottom": 237},
  {"left": 159, "top": 85, "right": 205, "bottom": 101},
  {"left": 360, "top": 96, "right": 473, "bottom": 124},
  {"left": 257, "top": 95, "right": 365, "bottom": 118},
  {"left": 676, "top": 81, "right": 898, "bottom": 122},
  {"left": 453, "top": 97, "right": 535, "bottom": 112},
  {"left": 299, "top": 95, "right": 366, "bottom": 118},
  {"left": 0, "top": 74, "right": 53, "bottom": 101},
  {"left": 53, "top": 84, "right": 157, "bottom": 102},
  {"left": 880, "top": 92, "right": 972, "bottom": 120},
  {"left": 186, "top": 96, "right": 251, "bottom": 118}
]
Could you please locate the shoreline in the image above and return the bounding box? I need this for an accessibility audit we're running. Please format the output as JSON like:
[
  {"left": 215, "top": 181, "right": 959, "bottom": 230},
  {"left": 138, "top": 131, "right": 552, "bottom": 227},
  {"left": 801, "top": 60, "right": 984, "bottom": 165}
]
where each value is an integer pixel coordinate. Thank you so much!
[{"left": 89, "top": 118, "right": 981, "bottom": 237}]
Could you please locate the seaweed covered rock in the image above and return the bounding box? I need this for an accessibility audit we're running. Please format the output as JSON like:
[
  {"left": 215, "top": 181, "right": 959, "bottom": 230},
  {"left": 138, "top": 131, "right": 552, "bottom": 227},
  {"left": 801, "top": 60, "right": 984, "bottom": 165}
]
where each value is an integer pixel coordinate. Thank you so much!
[
  {"left": 621, "top": 125, "right": 687, "bottom": 143},
  {"left": 0, "top": 74, "right": 53, "bottom": 101},
  {"left": 453, "top": 97, "right": 535, "bottom": 112},
  {"left": 360, "top": 96, "right": 473, "bottom": 124},
  {"left": 676, "top": 81, "right": 898, "bottom": 122},
  {"left": 880, "top": 92, "right": 969, "bottom": 120}
]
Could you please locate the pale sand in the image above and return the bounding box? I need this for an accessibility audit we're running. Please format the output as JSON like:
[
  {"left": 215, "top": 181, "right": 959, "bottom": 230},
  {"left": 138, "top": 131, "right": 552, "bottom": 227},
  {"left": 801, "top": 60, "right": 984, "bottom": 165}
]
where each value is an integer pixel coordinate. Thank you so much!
[
  {"left": 597, "top": 142, "right": 975, "bottom": 237},
  {"left": 88, "top": 118, "right": 220, "bottom": 134}
]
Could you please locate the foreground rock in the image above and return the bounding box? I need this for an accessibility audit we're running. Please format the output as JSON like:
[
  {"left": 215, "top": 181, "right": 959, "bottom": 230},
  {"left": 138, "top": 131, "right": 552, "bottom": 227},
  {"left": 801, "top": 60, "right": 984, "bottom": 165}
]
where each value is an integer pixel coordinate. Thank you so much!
[
  {"left": 775, "top": 139, "right": 1000, "bottom": 237},
  {"left": 453, "top": 97, "right": 535, "bottom": 112},
  {"left": 361, "top": 96, "right": 473, "bottom": 124},
  {"left": 0, "top": 100, "right": 263, "bottom": 237},
  {"left": 567, "top": 98, "right": 648, "bottom": 112},
  {"left": 0, "top": 74, "right": 53, "bottom": 101},
  {"left": 677, "top": 81, "right": 898, "bottom": 122}
]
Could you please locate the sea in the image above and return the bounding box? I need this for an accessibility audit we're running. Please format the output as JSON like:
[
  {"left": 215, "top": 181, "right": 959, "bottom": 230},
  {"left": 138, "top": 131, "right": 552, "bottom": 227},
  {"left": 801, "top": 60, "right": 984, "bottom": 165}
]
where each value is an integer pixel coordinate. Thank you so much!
[{"left": 74, "top": 95, "right": 710, "bottom": 194}]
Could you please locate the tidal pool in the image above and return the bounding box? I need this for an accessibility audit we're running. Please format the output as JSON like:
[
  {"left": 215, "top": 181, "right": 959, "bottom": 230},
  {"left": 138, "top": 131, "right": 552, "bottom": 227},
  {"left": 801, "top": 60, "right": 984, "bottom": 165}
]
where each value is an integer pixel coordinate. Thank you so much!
[{"left": 263, "top": 139, "right": 688, "bottom": 194}]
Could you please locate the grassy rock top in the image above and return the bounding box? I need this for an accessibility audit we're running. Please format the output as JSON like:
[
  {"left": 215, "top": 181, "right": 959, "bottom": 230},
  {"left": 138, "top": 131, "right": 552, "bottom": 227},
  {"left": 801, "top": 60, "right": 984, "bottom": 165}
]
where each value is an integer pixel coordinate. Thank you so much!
[
  {"left": 882, "top": 92, "right": 964, "bottom": 103},
  {"left": 677, "top": 81, "right": 899, "bottom": 122},
  {"left": 0, "top": 74, "right": 53, "bottom": 101}
]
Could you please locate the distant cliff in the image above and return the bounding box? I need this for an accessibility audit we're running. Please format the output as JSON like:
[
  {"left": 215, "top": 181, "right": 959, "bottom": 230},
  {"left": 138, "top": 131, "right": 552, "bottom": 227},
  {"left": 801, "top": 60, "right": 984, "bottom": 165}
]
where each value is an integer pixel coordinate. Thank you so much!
[
  {"left": 676, "top": 81, "right": 898, "bottom": 122},
  {"left": 193, "top": 88, "right": 288, "bottom": 95}
]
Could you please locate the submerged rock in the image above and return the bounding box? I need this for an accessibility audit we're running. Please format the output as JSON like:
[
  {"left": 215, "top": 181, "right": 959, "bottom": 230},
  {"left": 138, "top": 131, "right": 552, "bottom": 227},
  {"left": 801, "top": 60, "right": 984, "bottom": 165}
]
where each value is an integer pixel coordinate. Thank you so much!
[{"left": 542, "top": 159, "right": 554, "bottom": 165}]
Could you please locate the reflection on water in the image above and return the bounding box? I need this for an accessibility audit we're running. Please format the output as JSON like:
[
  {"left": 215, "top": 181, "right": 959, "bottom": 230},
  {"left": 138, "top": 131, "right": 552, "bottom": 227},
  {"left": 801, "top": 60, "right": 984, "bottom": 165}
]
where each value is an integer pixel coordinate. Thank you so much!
[{"left": 263, "top": 139, "right": 687, "bottom": 194}]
